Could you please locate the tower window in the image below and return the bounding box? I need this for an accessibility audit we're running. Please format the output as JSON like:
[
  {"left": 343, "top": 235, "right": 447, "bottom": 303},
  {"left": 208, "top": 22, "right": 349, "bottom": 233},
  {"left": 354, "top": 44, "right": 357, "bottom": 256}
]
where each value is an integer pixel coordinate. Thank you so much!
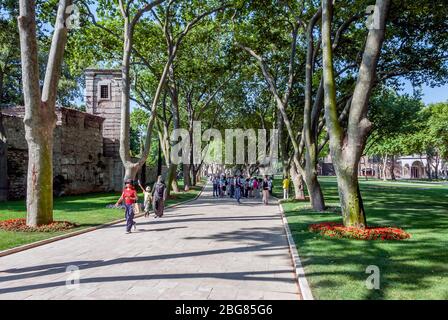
[{"left": 100, "top": 85, "right": 109, "bottom": 99}]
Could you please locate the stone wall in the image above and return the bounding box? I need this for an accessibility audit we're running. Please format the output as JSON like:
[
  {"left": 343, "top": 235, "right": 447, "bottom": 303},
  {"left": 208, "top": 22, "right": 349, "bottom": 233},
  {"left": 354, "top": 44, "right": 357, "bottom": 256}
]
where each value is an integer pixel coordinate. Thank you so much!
[
  {"left": 56, "top": 108, "right": 112, "bottom": 196},
  {"left": 2, "top": 115, "right": 27, "bottom": 199},
  {"left": 0, "top": 107, "right": 124, "bottom": 199}
]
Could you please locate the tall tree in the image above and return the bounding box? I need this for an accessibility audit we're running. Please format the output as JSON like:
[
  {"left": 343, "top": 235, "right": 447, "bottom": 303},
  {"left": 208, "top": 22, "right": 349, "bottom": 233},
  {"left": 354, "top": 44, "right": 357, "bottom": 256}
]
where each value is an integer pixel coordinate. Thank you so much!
[
  {"left": 0, "top": 112, "right": 7, "bottom": 201},
  {"left": 18, "top": 0, "right": 72, "bottom": 226},
  {"left": 116, "top": 0, "right": 167, "bottom": 180},
  {"left": 322, "top": 0, "right": 390, "bottom": 228}
]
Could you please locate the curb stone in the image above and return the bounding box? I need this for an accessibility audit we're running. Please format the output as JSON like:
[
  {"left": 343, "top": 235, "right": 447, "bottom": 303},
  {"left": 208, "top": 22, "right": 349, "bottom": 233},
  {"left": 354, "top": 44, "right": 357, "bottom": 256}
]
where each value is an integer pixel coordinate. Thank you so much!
[
  {"left": 277, "top": 199, "right": 314, "bottom": 300},
  {"left": 0, "top": 183, "right": 206, "bottom": 258}
]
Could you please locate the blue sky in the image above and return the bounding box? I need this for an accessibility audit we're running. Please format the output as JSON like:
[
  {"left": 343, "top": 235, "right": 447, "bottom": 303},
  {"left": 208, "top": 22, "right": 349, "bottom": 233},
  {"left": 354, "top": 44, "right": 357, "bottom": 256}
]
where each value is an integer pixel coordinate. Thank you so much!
[
  {"left": 87, "top": 81, "right": 448, "bottom": 110},
  {"left": 400, "top": 81, "right": 448, "bottom": 105}
]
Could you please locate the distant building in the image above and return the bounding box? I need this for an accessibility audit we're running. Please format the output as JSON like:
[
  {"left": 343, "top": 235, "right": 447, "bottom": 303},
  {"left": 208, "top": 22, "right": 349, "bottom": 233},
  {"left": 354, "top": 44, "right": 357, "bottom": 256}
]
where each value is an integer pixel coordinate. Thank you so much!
[{"left": 319, "top": 154, "right": 448, "bottom": 179}]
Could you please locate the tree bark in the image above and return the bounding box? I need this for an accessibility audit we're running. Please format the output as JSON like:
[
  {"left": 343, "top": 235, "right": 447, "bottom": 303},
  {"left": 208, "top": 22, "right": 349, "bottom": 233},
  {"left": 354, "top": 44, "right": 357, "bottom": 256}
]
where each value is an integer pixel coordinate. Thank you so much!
[
  {"left": 322, "top": 0, "right": 390, "bottom": 228},
  {"left": 390, "top": 155, "right": 396, "bottom": 180},
  {"left": 0, "top": 113, "right": 8, "bottom": 201},
  {"left": 238, "top": 38, "right": 325, "bottom": 211},
  {"left": 290, "top": 162, "right": 305, "bottom": 200},
  {"left": 302, "top": 10, "right": 326, "bottom": 211},
  {"left": 277, "top": 109, "right": 289, "bottom": 178},
  {"left": 118, "top": 0, "right": 169, "bottom": 183},
  {"left": 382, "top": 154, "right": 388, "bottom": 181},
  {"left": 183, "top": 163, "right": 191, "bottom": 190},
  {"left": 18, "top": 0, "right": 72, "bottom": 226},
  {"left": 434, "top": 155, "right": 439, "bottom": 179},
  {"left": 157, "top": 138, "right": 163, "bottom": 176},
  {"left": 166, "top": 163, "right": 179, "bottom": 194}
]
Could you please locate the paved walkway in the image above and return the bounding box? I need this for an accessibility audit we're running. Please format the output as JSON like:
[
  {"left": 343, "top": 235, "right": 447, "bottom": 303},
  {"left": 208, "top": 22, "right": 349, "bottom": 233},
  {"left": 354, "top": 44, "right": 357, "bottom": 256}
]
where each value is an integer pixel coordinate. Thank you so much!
[{"left": 0, "top": 183, "right": 300, "bottom": 300}]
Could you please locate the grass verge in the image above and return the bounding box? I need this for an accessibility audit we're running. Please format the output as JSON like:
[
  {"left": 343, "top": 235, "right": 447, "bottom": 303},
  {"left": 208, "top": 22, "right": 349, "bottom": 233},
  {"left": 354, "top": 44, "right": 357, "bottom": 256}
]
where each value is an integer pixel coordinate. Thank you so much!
[
  {"left": 275, "top": 176, "right": 448, "bottom": 299},
  {"left": 0, "top": 180, "right": 203, "bottom": 251}
]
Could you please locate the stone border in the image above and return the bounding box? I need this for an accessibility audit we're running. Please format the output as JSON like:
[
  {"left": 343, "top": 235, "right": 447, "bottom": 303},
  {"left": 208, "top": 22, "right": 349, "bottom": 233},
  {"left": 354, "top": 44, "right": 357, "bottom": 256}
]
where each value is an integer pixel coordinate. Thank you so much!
[
  {"left": 0, "top": 183, "right": 206, "bottom": 258},
  {"left": 277, "top": 200, "right": 314, "bottom": 300}
]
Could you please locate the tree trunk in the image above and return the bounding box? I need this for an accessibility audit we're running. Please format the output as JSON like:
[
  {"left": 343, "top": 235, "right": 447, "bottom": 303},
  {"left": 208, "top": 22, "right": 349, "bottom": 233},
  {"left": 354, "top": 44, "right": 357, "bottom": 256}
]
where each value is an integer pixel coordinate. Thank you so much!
[
  {"left": 277, "top": 109, "right": 289, "bottom": 178},
  {"left": 321, "top": 0, "right": 390, "bottom": 228},
  {"left": 426, "top": 161, "right": 432, "bottom": 180},
  {"left": 183, "top": 163, "right": 191, "bottom": 190},
  {"left": 382, "top": 154, "right": 388, "bottom": 181},
  {"left": 118, "top": 1, "right": 171, "bottom": 188},
  {"left": 0, "top": 113, "right": 7, "bottom": 201},
  {"left": 303, "top": 171, "right": 325, "bottom": 210},
  {"left": 390, "top": 155, "right": 396, "bottom": 181},
  {"left": 25, "top": 132, "right": 55, "bottom": 225},
  {"left": 195, "top": 169, "right": 201, "bottom": 184},
  {"left": 123, "top": 163, "right": 140, "bottom": 181},
  {"left": 302, "top": 7, "right": 325, "bottom": 212},
  {"left": 166, "top": 163, "right": 179, "bottom": 196},
  {"left": 18, "top": 0, "right": 71, "bottom": 226},
  {"left": 290, "top": 163, "right": 305, "bottom": 200},
  {"left": 191, "top": 164, "right": 201, "bottom": 186},
  {"left": 336, "top": 166, "right": 367, "bottom": 227},
  {"left": 157, "top": 135, "right": 163, "bottom": 176}
]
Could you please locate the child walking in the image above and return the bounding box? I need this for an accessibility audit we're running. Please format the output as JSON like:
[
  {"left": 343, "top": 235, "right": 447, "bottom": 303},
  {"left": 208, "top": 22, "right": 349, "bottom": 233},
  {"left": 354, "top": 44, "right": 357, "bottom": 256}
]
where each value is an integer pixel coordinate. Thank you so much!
[{"left": 138, "top": 180, "right": 153, "bottom": 218}]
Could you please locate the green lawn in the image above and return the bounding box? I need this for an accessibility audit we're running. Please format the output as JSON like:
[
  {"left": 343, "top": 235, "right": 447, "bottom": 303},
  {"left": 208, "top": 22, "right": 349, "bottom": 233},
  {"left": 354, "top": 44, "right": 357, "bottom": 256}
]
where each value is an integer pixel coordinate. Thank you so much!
[
  {"left": 0, "top": 180, "right": 203, "bottom": 251},
  {"left": 275, "top": 176, "right": 448, "bottom": 300}
]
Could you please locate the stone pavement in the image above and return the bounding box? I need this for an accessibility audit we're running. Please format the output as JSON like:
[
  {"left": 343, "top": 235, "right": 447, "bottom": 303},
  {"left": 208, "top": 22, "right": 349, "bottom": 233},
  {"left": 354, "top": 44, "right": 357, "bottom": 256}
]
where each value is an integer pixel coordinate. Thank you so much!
[{"left": 0, "top": 183, "right": 301, "bottom": 300}]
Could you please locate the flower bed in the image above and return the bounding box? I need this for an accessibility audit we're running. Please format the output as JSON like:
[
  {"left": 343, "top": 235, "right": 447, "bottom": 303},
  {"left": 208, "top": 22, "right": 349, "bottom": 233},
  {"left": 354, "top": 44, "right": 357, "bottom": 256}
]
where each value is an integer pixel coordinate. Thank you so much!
[
  {"left": 309, "top": 222, "right": 410, "bottom": 240},
  {"left": 0, "top": 218, "right": 77, "bottom": 232}
]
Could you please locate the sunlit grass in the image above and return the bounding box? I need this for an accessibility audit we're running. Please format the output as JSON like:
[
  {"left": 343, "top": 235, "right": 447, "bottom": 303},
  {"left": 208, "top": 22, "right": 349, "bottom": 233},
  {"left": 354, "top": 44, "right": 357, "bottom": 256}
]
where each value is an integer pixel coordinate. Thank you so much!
[
  {"left": 275, "top": 176, "right": 448, "bottom": 300},
  {"left": 0, "top": 179, "right": 203, "bottom": 251}
]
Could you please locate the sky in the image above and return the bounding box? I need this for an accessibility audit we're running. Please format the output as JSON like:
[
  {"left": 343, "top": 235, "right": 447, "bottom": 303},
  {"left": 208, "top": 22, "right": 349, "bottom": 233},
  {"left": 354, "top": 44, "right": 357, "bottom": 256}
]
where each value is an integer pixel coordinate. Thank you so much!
[
  {"left": 400, "top": 81, "right": 448, "bottom": 105},
  {"left": 85, "top": 81, "right": 448, "bottom": 111},
  {"left": 118, "top": 81, "right": 448, "bottom": 111}
]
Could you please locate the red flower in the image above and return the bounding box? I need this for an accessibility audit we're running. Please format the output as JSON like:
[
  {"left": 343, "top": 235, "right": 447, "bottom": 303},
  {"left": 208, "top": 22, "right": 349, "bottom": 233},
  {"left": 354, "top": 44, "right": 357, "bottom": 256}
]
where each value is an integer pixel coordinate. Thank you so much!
[
  {"left": 0, "top": 218, "right": 77, "bottom": 232},
  {"left": 308, "top": 222, "right": 410, "bottom": 241}
]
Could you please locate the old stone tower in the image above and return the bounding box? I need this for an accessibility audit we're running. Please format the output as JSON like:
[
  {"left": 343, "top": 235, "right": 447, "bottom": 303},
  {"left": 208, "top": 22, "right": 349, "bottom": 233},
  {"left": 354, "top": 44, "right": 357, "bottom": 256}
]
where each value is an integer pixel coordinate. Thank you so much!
[
  {"left": 85, "top": 69, "right": 122, "bottom": 157},
  {"left": 85, "top": 69, "right": 123, "bottom": 191}
]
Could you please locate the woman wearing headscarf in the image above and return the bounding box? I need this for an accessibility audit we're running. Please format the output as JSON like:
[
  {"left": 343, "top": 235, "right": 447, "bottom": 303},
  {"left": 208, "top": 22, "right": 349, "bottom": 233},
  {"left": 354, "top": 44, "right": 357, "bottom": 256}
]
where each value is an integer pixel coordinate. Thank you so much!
[{"left": 152, "top": 175, "right": 167, "bottom": 218}]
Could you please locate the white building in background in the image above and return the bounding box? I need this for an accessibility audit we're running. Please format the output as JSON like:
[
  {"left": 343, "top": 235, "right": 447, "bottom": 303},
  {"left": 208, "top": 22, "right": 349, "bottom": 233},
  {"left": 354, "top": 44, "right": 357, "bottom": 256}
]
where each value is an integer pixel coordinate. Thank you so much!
[{"left": 319, "top": 154, "right": 448, "bottom": 180}]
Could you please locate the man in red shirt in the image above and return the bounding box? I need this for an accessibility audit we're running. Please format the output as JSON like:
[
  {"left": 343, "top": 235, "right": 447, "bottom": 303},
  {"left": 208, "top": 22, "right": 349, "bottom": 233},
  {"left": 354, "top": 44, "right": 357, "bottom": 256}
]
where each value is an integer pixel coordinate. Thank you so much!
[{"left": 116, "top": 179, "right": 138, "bottom": 234}]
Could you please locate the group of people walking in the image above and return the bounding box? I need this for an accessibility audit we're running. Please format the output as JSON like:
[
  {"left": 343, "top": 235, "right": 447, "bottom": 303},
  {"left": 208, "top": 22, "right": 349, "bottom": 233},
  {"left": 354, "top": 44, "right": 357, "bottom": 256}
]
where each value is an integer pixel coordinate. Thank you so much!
[
  {"left": 211, "top": 174, "right": 274, "bottom": 205},
  {"left": 115, "top": 175, "right": 167, "bottom": 234},
  {"left": 114, "top": 173, "right": 287, "bottom": 233}
]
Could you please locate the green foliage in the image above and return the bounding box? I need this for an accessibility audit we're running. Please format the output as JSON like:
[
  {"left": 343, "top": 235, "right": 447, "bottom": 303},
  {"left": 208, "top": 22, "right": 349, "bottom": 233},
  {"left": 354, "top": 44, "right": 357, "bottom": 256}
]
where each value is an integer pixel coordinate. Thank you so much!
[
  {"left": 0, "top": 1, "right": 22, "bottom": 107},
  {"left": 367, "top": 90, "right": 424, "bottom": 156},
  {"left": 424, "top": 102, "right": 448, "bottom": 159},
  {"left": 407, "top": 102, "right": 448, "bottom": 159}
]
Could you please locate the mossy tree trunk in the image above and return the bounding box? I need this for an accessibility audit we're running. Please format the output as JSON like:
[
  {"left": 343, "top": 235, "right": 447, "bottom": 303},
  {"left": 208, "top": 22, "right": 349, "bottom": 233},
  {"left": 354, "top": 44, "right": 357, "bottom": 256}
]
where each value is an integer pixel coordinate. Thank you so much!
[
  {"left": 18, "top": 0, "right": 72, "bottom": 226},
  {"left": 0, "top": 113, "right": 7, "bottom": 201},
  {"left": 321, "top": 0, "right": 390, "bottom": 228}
]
